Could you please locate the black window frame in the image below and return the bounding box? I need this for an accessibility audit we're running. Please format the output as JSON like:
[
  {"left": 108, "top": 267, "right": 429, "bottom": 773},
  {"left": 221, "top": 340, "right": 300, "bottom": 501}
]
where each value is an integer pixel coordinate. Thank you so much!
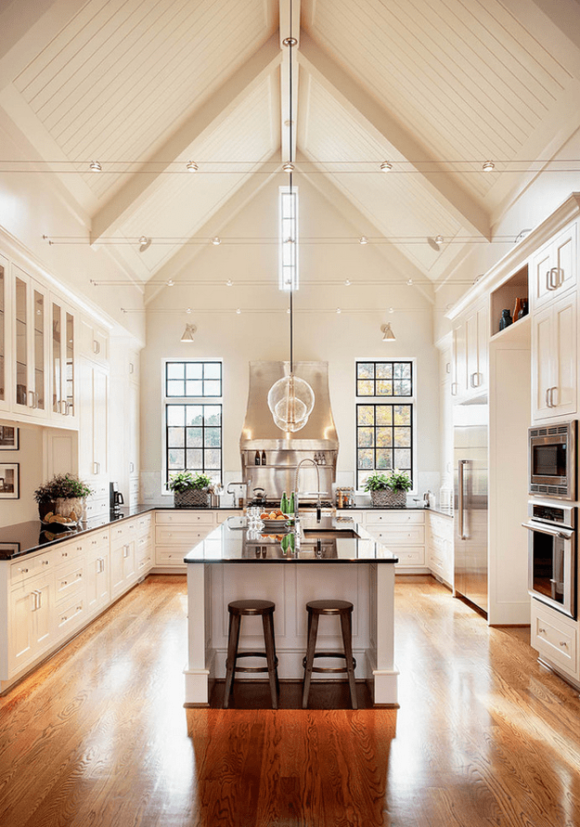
[
  {"left": 355, "top": 360, "right": 413, "bottom": 398},
  {"left": 165, "top": 360, "right": 222, "bottom": 398}
]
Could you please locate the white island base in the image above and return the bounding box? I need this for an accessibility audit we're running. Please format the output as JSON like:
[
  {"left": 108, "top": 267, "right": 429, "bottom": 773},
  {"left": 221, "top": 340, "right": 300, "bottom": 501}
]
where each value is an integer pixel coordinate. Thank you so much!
[{"left": 184, "top": 560, "right": 398, "bottom": 707}]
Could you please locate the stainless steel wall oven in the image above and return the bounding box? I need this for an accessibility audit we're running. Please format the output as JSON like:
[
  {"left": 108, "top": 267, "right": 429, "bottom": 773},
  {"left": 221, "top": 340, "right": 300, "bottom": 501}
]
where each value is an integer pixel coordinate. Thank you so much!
[
  {"left": 522, "top": 500, "right": 576, "bottom": 619},
  {"left": 528, "top": 421, "right": 576, "bottom": 500}
]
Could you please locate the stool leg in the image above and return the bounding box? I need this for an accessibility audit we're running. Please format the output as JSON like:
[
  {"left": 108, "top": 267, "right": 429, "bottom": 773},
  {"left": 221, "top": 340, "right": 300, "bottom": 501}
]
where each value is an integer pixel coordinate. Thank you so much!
[
  {"left": 262, "top": 612, "right": 279, "bottom": 710},
  {"left": 340, "top": 610, "right": 358, "bottom": 710},
  {"left": 224, "top": 613, "right": 241, "bottom": 708},
  {"left": 302, "top": 612, "right": 319, "bottom": 709},
  {"left": 270, "top": 616, "right": 281, "bottom": 695}
]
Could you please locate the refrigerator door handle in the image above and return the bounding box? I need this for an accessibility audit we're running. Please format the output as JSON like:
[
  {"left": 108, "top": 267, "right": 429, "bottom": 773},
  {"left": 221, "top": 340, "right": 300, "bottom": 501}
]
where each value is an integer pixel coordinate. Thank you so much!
[{"left": 458, "top": 460, "right": 468, "bottom": 540}]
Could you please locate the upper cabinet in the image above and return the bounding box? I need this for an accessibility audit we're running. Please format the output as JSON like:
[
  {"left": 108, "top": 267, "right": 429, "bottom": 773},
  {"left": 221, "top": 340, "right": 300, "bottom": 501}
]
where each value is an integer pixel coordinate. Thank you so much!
[
  {"left": 0, "top": 254, "right": 9, "bottom": 413},
  {"left": 50, "top": 297, "right": 77, "bottom": 426},
  {"left": 532, "top": 292, "right": 577, "bottom": 421},
  {"left": 79, "top": 318, "right": 109, "bottom": 366},
  {"left": 531, "top": 223, "right": 577, "bottom": 311},
  {"left": 451, "top": 298, "right": 488, "bottom": 401},
  {"left": 12, "top": 266, "right": 48, "bottom": 420}
]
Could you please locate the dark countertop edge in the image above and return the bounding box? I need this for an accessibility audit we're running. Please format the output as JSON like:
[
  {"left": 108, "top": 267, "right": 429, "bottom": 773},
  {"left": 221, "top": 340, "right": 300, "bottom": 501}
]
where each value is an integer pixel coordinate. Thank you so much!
[
  {"left": 183, "top": 556, "right": 399, "bottom": 564},
  {"left": 0, "top": 503, "right": 452, "bottom": 561}
]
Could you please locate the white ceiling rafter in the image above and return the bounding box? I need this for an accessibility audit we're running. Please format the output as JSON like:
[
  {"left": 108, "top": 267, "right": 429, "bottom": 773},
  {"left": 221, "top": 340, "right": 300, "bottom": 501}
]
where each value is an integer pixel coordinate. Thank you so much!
[
  {"left": 90, "top": 33, "right": 281, "bottom": 243},
  {"left": 299, "top": 31, "right": 491, "bottom": 240},
  {"left": 143, "top": 151, "right": 281, "bottom": 305}
]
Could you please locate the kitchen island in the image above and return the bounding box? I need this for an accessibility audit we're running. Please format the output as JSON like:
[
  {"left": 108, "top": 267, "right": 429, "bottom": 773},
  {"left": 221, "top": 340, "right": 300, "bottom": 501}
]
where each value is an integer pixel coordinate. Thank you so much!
[{"left": 183, "top": 513, "right": 399, "bottom": 707}]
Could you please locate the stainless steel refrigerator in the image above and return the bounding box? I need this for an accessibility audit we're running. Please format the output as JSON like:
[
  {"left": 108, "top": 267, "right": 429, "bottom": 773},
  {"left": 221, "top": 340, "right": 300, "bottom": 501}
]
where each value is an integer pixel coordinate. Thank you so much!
[{"left": 454, "top": 396, "right": 488, "bottom": 615}]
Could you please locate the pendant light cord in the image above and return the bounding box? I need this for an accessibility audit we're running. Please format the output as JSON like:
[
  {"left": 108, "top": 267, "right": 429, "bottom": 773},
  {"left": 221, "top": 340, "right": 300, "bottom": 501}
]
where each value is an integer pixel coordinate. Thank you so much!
[{"left": 289, "top": 0, "right": 294, "bottom": 375}]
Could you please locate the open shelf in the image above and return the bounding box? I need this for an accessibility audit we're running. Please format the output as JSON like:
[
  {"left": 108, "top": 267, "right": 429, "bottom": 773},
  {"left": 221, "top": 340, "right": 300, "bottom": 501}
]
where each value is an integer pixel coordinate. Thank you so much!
[
  {"left": 490, "top": 263, "right": 528, "bottom": 335},
  {"left": 490, "top": 312, "right": 531, "bottom": 345}
]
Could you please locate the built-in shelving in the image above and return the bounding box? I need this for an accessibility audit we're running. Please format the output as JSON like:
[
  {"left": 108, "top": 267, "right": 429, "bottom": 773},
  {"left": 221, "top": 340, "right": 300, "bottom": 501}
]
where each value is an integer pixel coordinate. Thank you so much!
[{"left": 490, "top": 263, "right": 528, "bottom": 336}]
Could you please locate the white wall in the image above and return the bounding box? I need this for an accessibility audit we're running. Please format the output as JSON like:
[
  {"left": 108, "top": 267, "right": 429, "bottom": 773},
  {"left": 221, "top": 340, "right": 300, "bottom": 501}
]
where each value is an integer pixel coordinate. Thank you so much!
[
  {"left": 0, "top": 422, "right": 43, "bottom": 525},
  {"left": 140, "top": 176, "right": 440, "bottom": 502}
]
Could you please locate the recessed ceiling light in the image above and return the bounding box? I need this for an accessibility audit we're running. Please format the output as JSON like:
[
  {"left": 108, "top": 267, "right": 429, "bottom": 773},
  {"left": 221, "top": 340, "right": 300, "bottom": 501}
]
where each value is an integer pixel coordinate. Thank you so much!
[
  {"left": 406, "top": 279, "right": 413, "bottom": 285},
  {"left": 236, "top": 308, "right": 241, "bottom": 314},
  {"left": 186, "top": 307, "right": 192, "bottom": 314},
  {"left": 89, "top": 160, "right": 102, "bottom": 172},
  {"left": 226, "top": 279, "right": 233, "bottom": 287},
  {"left": 167, "top": 279, "right": 174, "bottom": 287},
  {"left": 389, "top": 307, "right": 394, "bottom": 314},
  {"left": 283, "top": 162, "right": 295, "bottom": 173},
  {"left": 336, "top": 308, "right": 342, "bottom": 314},
  {"left": 380, "top": 161, "right": 393, "bottom": 172},
  {"left": 435, "top": 234, "right": 443, "bottom": 245},
  {"left": 482, "top": 161, "right": 495, "bottom": 172},
  {"left": 359, "top": 236, "right": 368, "bottom": 245},
  {"left": 186, "top": 161, "right": 198, "bottom": 172},
  {"left": 345, "top": 279, "right": 351, "bottom": 286},
  {"left": 212, "top": 237, "right": 221, "bottom": 245}
]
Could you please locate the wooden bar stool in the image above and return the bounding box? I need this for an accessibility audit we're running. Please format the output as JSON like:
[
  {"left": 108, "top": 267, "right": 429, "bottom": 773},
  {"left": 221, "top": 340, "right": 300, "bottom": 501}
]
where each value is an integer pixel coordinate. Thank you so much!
[
  {"left": 224, "top": 599, "right": 280, "bottom": 709},
  {"left": 302, "top": 599, "right": 358, "bottom": 710}
]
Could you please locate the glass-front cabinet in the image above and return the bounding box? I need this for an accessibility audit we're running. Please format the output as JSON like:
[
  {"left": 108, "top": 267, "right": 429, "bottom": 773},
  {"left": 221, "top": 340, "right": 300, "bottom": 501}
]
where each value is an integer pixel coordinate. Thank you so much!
[
  {"left": 0, "top": 255, "right": 9, "bottom": 412},
  {"left": 51, "top": 298, "right": 76, "bottom": 423},
  {"left": 13, "top": 266, "right": 48, "bottom": 419}
]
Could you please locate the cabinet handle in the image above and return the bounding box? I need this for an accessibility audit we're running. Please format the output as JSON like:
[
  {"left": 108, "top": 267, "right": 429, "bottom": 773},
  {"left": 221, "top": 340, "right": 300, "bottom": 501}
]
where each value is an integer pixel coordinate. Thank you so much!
[
  {"left": 123, "top": 544, "right": 129, "bottom": 558},
  {"left": 129, "top": 462, "right": 135, "bottom": 473},
  {"left": 28, "top": 390, "right": 36, "bottom": 408},
  {"left": 129, "top": 362, "right": 134, "bottom": 374},
  {"left": 538, "top": 627, "right": 546, "bottom": 634},
  {"left": 549, "top": 267, "right": 561, "bottom": 290},
  {"left": 560, "top": 641, "right": 568, "bottom": 649},
  {"left": 549, "top": 387, "right": 557, "bottom": 408},
  {"left": 61, "top": 400, "right": 67, "bottom": 415},
  {"left": 19, "top": 567, "right": 29, "bottom": 573},
  {"left": 76, "top": 572, "right": 82, "bottom": 579},
  {"left": 546, "top": 269, "right": 558, "bottom": 291},
  {"left": 546, "top": 388, "right": 552, "bottom": 408},
  {"left": 93, "top": 340, "right": 100, "bottom": 355},
  {"left": 42, "top": 559, "right": 49, "bottom": 566},
  {"left": 37, "top": 590, "right": 42, "bottom": 609},
  {"left": 62, "top": 580, "right": 68, "bottom": 586},
  {"left": 451, "top": 382, "right": 458, "bottom": 396},
  {"left": 93, "top": 462, "right": 100, "bottom": 475},
  {"left": 30, "top": 591, "right": 37, "bottom": 611},
  {"left": 62, "top": 551, "right": 68, "bottom": 558}
]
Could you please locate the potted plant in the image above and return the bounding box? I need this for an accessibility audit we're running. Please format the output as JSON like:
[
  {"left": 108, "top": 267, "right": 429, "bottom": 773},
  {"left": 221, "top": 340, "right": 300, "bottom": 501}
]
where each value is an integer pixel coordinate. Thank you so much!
[
  {"left": 168, "top": 471, "right": 213, "bottom": 508},
  {"left": 364, "top": 469, "right": 412, "bottom": 508},
  {"left": 34, "top": 473, "right": 93, "bottom": 520}
]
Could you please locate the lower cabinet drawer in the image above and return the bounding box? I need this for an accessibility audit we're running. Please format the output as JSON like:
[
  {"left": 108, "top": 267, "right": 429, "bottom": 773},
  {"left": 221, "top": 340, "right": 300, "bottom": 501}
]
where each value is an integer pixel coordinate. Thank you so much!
[
  {"left": 531, "top": 601, "right": 578, "bottom": 675},
  {"left": 369, "top": 526, "right": 425, "bottom": 545},
  {"left": 366, "top": 511, "right": 425, "bottom": 527},
  {"left": 56, "top": 596, "right": 85, "bottom": 636},
  {"left": 390, "top": 546, "right": 426, "bottom": 567},
  {"left": 155, "top": 526, "right": 212, "bottom": 545},
  {"left": 55, "top": 561, "right": 85, "bottom": 604},
  {"left": 156, "top": 511, "right": 215, "bottom": 526},
  {"left": 155, "top": 547, "right": 190, "bottom": 566}
]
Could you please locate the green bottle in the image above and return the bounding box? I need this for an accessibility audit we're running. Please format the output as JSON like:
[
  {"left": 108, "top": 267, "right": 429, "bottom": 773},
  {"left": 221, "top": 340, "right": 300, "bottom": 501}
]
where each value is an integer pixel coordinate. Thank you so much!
[
  {"left": 288, "top": 492, "right": 295, "bottom": 515},
  {"left": 281, "top": 492, "right": 288, "bottom": 514}
]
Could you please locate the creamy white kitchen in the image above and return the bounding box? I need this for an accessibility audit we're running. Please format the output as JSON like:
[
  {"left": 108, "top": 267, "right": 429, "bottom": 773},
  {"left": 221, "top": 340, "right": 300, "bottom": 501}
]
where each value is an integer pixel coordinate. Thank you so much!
[{"left": 2, "top": 1, "right": 580, "bottom": 825}]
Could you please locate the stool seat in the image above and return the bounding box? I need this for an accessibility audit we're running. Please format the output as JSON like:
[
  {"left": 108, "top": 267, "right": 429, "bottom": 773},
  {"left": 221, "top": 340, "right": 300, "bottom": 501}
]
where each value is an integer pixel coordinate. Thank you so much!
[
  {"left": 228, "top": 599, "right": 276, "bottom": 615},
  {"left": 306, "top": 599, "right": 353, "bottom": 614},
  {"left": 302, "top": 599, "right": 357, "bottom": 710},
  {"left": 224, "top": 599, "right": 279, "bottom": 709}
]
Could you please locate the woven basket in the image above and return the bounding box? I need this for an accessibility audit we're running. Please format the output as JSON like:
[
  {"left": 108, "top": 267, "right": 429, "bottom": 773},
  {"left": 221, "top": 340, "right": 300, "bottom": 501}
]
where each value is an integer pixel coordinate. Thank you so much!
[
  {"left": 174, "top": 489, "right": 210, "bottom": 509},
  {"left": 370, "top": 489, "right": 407, "bottom": 508}
]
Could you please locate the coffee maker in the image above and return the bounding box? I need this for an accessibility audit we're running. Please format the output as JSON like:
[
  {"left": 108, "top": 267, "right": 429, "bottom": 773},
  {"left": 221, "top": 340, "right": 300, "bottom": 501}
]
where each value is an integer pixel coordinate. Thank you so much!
[{"left": 109, "top": 482, "right": 124, "bottom": 515}]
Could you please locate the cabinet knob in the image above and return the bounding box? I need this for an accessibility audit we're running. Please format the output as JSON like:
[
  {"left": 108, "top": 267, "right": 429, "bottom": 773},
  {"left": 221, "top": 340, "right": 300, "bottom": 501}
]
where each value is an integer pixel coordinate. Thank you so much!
[
  {"left": 560, "top": 641, "right": 569, "bottom": 649},
  {"left": 538, "top": 627, "right": 546, "bottom": 634},
  {"left": 42, "top": 560, "right": 49, "bottom": 566}
]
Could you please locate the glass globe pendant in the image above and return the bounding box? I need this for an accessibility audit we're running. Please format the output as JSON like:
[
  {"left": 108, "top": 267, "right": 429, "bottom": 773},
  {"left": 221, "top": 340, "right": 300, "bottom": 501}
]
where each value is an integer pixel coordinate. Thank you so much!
[{"left": 268, "top": 373, "right": 315, "bottom": 433}]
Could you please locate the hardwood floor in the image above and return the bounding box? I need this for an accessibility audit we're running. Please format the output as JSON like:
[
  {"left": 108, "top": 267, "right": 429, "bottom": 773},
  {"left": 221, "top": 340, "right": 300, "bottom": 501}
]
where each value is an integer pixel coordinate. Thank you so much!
[{"left": 1, "top": 574, "right": 580, "bottom": 826}]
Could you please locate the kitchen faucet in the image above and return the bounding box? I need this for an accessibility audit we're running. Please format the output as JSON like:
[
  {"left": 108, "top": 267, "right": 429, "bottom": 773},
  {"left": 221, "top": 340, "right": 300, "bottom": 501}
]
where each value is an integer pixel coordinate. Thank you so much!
[{"left": 294, "top": 458, "right": 326, "bottom": 522}]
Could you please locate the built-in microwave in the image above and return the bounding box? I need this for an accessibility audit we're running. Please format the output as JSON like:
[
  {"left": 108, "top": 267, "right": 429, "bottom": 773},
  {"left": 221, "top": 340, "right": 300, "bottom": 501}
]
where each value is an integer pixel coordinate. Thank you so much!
[{"left": 529, "top": 421, "right": 577, "bottom": 500}]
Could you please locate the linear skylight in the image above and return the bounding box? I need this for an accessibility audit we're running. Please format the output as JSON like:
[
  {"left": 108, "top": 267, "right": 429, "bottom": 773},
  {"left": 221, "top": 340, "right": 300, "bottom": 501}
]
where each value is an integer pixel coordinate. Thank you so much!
[{"left": 279, "top": 186, "right": 299, "bottom": 291}]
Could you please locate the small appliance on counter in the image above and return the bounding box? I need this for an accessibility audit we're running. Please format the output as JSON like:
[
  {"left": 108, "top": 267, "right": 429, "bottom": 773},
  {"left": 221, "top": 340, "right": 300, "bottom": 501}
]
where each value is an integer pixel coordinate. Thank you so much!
[{"left": 110, "top": 482, "right": 124, "bottom": 515}]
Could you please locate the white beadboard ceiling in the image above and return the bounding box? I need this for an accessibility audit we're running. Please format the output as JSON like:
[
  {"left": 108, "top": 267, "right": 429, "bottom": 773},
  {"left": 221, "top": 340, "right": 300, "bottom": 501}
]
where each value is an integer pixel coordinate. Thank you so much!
[{"left": 1, "top": 0, "right": 580, "bottom": 284}]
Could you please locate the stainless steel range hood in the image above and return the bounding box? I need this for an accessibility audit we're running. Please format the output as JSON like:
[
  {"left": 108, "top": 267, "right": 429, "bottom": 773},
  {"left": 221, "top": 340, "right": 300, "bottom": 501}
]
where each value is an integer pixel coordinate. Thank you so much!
[{"left": 240, "top": 361, "right": 339, "bottom": 503}]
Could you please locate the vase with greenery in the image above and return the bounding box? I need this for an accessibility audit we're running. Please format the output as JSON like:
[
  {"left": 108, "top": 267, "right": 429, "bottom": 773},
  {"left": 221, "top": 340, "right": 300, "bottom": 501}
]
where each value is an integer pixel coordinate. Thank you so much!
[
  {"left": 34, "top": 474, "right": 93, "bottom": 520},
  {"left": 363, "top": 470, "right": 412, "bottom": 508},
  {"left": 168, "top": 471, "right": 213, "bottom": 508}
]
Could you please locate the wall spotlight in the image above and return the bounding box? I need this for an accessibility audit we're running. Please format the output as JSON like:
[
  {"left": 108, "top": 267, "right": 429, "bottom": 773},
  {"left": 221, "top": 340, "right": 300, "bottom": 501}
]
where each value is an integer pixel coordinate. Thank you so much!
[{"left": 381, "top": 323, "right": 396, "bottom": 342}]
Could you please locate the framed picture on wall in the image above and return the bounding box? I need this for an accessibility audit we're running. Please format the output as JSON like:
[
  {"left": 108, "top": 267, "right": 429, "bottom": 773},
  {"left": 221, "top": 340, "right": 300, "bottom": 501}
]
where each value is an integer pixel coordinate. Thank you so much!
[
  {"left": 0, "top": 427, "right": 19, "bottom": 450},
  {"left": 0, "top": 464, "right": 19, "bottom": 498},
  {"left": 0, "top": 542, "right": 20, "bottom": 553}
]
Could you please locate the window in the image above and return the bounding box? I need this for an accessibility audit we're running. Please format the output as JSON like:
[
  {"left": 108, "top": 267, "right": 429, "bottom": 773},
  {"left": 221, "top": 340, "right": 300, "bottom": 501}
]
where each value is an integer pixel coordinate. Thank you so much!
[
  {"left": 279, "top": 186, "right": 299, "bottom": 291},
  {"left": 356, "top": 361, "right": 414, "bottom": 490},
  {"left": 164, "top": 361, "right": 222, "bottom": 489}
]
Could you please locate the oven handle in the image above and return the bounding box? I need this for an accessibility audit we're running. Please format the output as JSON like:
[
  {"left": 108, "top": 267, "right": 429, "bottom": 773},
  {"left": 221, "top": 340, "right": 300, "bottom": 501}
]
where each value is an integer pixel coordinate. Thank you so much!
[{"left": 521, "top": 521, "right": 573, "bottom": 540}]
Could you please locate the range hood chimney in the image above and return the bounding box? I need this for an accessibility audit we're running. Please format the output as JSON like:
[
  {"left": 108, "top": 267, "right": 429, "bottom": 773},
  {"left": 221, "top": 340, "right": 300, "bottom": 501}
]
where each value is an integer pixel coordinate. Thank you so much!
[{"left": 240, "top": 361, "right": 339, "bottom": 503}]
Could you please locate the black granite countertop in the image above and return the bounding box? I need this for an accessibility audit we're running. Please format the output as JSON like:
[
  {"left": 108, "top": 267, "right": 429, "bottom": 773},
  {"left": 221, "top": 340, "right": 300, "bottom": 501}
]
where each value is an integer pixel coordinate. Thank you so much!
[{"left": 183, "top": 515, "right": 399, "bottom": 564}]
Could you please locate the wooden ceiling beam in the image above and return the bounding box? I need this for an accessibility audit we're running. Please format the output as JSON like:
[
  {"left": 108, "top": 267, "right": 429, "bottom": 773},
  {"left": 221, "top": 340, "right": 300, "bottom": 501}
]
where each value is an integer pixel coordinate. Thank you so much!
[
  {"left": 90, "top": 34, "right": 281, "bottom": 244},
  {"left": 299, "top": 33, "right": 491, "bottom": 240}
]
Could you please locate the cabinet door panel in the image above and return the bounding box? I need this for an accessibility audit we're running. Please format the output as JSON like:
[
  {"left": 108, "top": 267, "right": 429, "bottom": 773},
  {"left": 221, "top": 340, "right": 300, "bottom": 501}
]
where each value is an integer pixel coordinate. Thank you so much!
[
  {"left": 532, "top": 309, "right": 554, "bottom": 420},
  {"left": 553, "top": 295, "right": 577, "bottom": 416}
]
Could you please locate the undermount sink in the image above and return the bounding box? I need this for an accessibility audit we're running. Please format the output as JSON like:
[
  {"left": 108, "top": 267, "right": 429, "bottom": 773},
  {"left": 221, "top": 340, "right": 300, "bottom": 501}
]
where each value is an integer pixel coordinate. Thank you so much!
[{"left": 302, "top": 529, "right": 360, "bottom": 539}]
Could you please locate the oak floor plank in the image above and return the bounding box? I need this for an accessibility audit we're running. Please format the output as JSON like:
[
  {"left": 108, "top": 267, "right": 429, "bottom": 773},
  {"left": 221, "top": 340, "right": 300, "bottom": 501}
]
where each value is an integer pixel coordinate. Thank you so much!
[{"left": 1, "top": 574, "right": 580, "bottom": 826}]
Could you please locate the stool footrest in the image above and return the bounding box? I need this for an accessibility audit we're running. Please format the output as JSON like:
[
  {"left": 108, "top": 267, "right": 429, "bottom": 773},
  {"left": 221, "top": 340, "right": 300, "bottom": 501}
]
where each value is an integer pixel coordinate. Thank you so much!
[
  {"left": 227, "top": 651, "right": 279, "bottom": 675},
  {"left": 302, "top": 652, "right": 357, "bottom": 673}
]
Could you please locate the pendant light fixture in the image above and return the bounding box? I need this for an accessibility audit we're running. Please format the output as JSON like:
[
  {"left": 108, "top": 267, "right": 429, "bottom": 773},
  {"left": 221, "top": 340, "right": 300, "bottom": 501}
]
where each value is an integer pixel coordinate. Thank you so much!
[{"left": 267, "top": 1, "right": 315, "bottom": 433}]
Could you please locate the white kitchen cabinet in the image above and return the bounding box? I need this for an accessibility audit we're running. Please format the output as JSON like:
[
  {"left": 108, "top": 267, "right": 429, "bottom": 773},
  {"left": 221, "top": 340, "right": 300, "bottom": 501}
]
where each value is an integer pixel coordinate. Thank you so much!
[
  {"left": 531, "top": 600, "right": 577, "bottom": 681},
  {"left": 427, "top": 513, "right": 454, "bottom": 587},
  {"left": 531, "top": 222, "right": 577, "bottom": 311},
  {"left": 50, "top": 297, "right": 77, "bottom": 427},
  {"left": 532, "top": 292, "right": 577, "bottom": 420},
  {"left": 79, "top": 317, "right": 109, "bottom": 366},
  {"left": 110, "top": 520, "right": 137, "bottom": 598},
  {"left": 154, "top": 510, "right": 217, "bottom": 571},
  {"left": 78, "top": 355, "right": 109, "bottom": 497},
  {"left": 8, "top": 570, "right": 53, "bottom": 675},
  {"left": 85, "top": 529, "right": 111, "bottom": 615},
  {"left": 363, "top": 510, "right": 427, "bottom": 572},
  {"left": 451, "top": 299, "right": 488, "bottom": 400},
  {"left": 12, "top": 265, "right": 49, "bottom": 420},
  {"left": 128, "top": 378, "right": 140, "bottom": 506},
  {"left": 0, "top": 253, "right": 10, "bottom": 413}
]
